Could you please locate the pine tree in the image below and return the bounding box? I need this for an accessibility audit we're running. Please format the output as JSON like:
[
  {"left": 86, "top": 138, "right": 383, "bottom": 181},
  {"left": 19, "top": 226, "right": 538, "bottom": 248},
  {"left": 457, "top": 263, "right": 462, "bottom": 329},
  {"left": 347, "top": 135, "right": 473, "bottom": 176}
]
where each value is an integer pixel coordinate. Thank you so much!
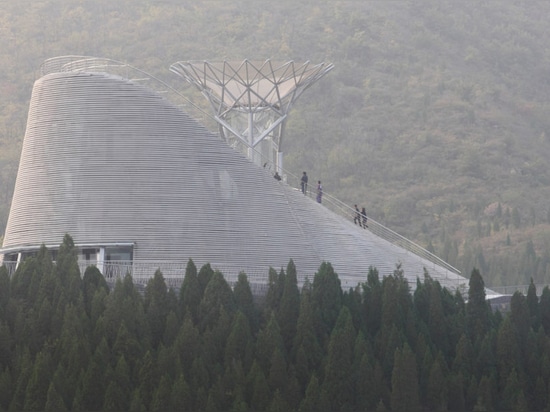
[
  {"left": 150, "top": 374, "right": 172, "bottom": 412},
  {"left": 44, "top": 382, "right": 68, "bottom": 412},
  {"left": 247, "top": 360, "right": 270, "bottom": 411},
  {"left": 321, "top": 306, "right": 356, "bottom": 411},
  {"left": 264, "top": 267, "right": 284, "bottom": 318},
  {"left": 277, "top": 259, "right": 300, "bottom": 353},
  {"left": 466, "top": 268, "right": 490, "bottom": 343},
  {"left": 474, "top": 374, "right": 495, "bottom": 411},
  {"left": 0, "top": 367, "right": 12, "bottom": 411},
  {"left": 0, "top": 265, "right": 10, "bottom": 318},
  {"left": 362, "top": 266, "right": 382, "bottom": 337},
  {"left": 144, "top": 269, "right": 169, "bottom": 348},
  {"left": 224, "top": 311, "right": 253, "bottom": 370},
  {"left": 428, "top": 280, "right": 450, "bottom": 355},
  {"left": 163, "top": 310, "right": 179, "bottom": 347},
  {"left": 79, "top": 339, "right": 110, "bottom": 411},
  {"left": 390, "top": 344, "right": 421, "bottom": 412},
  {"left": 82, "top": 265, "right": 109, "bottom": 319},
  {"left": 299, "top": 374, "right": 321, "bottom": 412},
  {"left": 292, "top": 279, "right": 322, "bottom": 387},
  {"left": 496, "top": 316, "right": 520, "bottom": 389},
  {"left": 539, "top": 286, "right": 550, "bottom": 335},
  {"left": 171, "top": 374, "right": 192, "bottom": 412},
  {"left": 233, "top": 271, "right": 259, "bottom": 333},
  {"left": 312, "top": 262, "right": 342, "bottom": 345},
  {"left": 526, "top": 278, "right": 540, "bottom": 331},
  {"left": 197, "top": 263, "right": 214, "bottom": 296},
  {"left": 199, "top": 270, "right": 235, "bottom": 331},
  {"left": 179, "top": 259, "right": 201, "bottom": 321},
  {"left": 23, "top": 350, "right": 54, "bottom": 411},
  {"left": 426, "top": 352, "right": 448, "bottom": 411},
  {"left": 55, "top": 234, "right": 82, "bottom": 303},
  {"left": 175, "top": 313, "right": 200, "bottom": 371},
  {"left": 256, "top": 312, "right": 285, "bottom": 374},
  {"left": 137, "top": 351, "right": 157, "bottom": 410}
]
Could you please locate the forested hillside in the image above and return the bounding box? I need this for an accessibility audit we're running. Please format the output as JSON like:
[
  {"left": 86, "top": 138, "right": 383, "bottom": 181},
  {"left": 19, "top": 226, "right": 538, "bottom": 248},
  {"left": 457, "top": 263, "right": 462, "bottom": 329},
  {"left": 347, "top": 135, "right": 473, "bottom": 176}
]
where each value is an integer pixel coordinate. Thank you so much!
[
  {"left": 1, "top": 235, "right": 549, "bottom": 411},
  {"left": 2, "top": 1, "right": 550, "bottom": 287}
]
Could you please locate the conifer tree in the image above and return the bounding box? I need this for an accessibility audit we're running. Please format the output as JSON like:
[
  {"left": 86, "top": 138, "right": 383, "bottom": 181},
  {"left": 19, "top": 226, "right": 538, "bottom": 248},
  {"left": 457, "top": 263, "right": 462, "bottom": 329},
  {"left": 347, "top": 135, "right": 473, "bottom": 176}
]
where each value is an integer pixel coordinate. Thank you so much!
[
  {"left": 0, "top": 367, "right": 12, "bottom": 410},
  {"left": 171, "top": 373, "right": 192, "bottom": 412},
  {"left": 256, "top": 312, "right": 285, "bottom": 373},
  {"left": 163, "top": 310, "right": 179, "bottom": 347},
  {"left": 55, "top": 234, "right": 82, "bottom": 302},
  {"left": 268, "top": 347, "right": 287, "bottom": 393},
  {"left": 197, "top": 263, "right": 214, "bottom": 295},
  {"left": 248, "top": 360, "right": 270, "bottom": 411},
  {"left": 179, "top": 259, "right": 201, "bottom": 321},
  {"left": 9, "top": 347, "right": 33, "bottom": 411},
  {"left": 0, "top": 265, "right": 10, "bottom": 317},
  {"left": 137, "top": 351, "right": 156, "bottom": 410},
  {"left": 299, "top": 374, "right": 321, "bottom": 412},
  {"left": 150, "top": 374, "right": 172, "bottom": 412},
  {"left": 390, "top": 344, "right": 421, "bottom": 412},
  {"left": 466, "top": 268, "right": 490, "bottom": 343},
  {"left": 175, "top": 313, "right": 200, "bottom": 371},
  {"left": 426, "top": 352, "right": 448, "bottom": 411},
  {"left": 277, "top": 259, "right": 300, "bottom": 352},
  {"left": 496, "top": 316, "right": 521, "bottom": 389},
  {"left": 264, "top": 267, "right": 284, "bottom": 318},
  {"left": 23, "top": 349, "right": 54, "bottom": 411},
  {"left": 0, "top": 321, "right": 12, "bottom": 370},
  {"left": 44, "top": 382, "right": 68, "bottom": 412},
  {"left": 510, "top": 291, "right": 530, "bottom": 345},
  {"left": 199, "top": 270, "right": 235, "bottom": 331},
  {"left": 428, "top": 279, "right": 449, "bottom": 355},
  {"left": 82, "top": 265, "right": 109, "bottom": 319},
  {"left": 144, "top": 269, "right": 169, "bottom": 348},
  {"left": 224, "top": 311, "right": 253, "bottom": 370},
  {"left": 312, "top": 262, "right": 342, "bottom": 345},
  {"left": 233, "top": 271, "right": 259, "bottom": 332},
  {"left": 321, "top": 306, "right": 356, "bottom": 411},
  {"left": 79, "top": 339, "right": 110, "bottom": 411},
  {"left": 292, "top": 279, "right": 322, "bottom": 383},
  {"left": 526, "top": 278, "right": 540, "bottom": 331},
  {"left": 539, "top": 286, "right": 550, "bottom": 335},
  {"left": 362, "top": 266, "right": 382, "bottom": 336}
]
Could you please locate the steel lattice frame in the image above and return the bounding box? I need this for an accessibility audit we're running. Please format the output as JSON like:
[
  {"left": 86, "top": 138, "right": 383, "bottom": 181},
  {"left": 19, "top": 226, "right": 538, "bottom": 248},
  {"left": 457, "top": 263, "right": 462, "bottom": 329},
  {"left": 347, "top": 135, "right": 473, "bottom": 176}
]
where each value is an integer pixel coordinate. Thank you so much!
[{"left": 170, "top": 60, "right": 334, "bottom": 171}]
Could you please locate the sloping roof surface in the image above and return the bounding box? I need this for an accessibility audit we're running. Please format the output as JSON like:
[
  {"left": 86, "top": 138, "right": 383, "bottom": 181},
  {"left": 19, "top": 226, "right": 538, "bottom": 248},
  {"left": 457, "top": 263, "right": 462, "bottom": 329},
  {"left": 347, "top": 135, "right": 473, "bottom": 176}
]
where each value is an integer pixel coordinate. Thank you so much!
[{"left": 2, "top": 69, "right": 467, "bottom": 291}]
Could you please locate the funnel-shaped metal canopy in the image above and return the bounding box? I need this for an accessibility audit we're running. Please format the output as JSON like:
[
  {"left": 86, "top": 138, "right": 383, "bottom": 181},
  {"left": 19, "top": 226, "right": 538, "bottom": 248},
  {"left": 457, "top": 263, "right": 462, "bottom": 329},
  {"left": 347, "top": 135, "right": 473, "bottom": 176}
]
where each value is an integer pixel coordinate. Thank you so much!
[{"left": 170, "top": 60, "right": 334, "bottom": 171}]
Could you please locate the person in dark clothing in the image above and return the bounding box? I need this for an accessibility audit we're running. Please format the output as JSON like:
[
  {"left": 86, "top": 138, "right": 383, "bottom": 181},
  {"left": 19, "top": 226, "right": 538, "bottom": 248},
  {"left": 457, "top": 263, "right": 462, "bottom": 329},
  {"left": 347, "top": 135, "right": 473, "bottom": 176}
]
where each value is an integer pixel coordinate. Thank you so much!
[
  {"left": 354, "top": 204, "right": 361, "bottom": 226},
  {"left": 301, "top": 171, "right": 308, "bottom": 194},
  {"left": 361, "top": 207, "right": 368, "bottom": 228},
  {"left": 274, "top": 171, "right": 281, "bottom": 181},
  {"left": 316, "top": 181, "right": 323, "bottom": 203}
]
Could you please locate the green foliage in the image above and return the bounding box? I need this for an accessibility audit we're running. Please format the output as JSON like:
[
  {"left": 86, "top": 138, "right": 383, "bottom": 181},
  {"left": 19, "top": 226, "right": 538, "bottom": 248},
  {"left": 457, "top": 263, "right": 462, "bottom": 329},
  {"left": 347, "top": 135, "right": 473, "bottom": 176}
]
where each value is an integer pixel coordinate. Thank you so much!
[{"left": 2, "top": 240, "right": 550, "bottom": 410}]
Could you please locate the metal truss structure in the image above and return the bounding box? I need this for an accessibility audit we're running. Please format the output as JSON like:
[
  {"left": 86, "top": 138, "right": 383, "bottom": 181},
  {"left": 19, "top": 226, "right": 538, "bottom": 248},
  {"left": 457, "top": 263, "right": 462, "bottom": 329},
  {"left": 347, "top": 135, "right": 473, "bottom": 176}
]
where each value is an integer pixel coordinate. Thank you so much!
[{"left": 170, "top": 60, "right": 334, "bottom": 172}]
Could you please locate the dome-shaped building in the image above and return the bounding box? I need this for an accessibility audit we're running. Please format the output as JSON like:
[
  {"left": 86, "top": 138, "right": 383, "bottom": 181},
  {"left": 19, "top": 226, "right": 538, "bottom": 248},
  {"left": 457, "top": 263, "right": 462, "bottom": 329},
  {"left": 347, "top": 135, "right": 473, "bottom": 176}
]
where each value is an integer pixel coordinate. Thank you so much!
[{"left": 1, "top": 57, "right": 468, "bottom": 293}]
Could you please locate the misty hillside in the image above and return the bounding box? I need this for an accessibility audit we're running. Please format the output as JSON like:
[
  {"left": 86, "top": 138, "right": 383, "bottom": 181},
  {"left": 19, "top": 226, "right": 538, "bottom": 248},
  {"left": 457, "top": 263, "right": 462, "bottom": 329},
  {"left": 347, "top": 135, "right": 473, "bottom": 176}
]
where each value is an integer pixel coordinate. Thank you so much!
[{"left": 2, "top": 0, "right": 550, "bottom": 287}]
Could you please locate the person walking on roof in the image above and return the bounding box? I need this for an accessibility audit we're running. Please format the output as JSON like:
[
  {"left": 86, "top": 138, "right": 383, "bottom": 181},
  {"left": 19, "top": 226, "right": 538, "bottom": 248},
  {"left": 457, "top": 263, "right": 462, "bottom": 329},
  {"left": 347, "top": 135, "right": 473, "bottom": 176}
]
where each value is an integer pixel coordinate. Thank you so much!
[
  {"left": 361, "top": 207, "right": 368, "bottom": 228},
  {"left": 354, "top": 204, "right": 361, "bottom": 225},
  {"left": 301, "top": 171, "right": 308, "bottom": 194}
]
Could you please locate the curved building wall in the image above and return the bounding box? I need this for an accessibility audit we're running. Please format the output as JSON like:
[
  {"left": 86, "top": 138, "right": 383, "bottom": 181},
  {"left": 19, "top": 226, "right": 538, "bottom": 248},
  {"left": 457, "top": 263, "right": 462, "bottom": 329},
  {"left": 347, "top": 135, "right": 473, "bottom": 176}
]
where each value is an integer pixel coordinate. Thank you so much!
[{"left": 2, "top": 70, "right": 468, "bottom": 291}]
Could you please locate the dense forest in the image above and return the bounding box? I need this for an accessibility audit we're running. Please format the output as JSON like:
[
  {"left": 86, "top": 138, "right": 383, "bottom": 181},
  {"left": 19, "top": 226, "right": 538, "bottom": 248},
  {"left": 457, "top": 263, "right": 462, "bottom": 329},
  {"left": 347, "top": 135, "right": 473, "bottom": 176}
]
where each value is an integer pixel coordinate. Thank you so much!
[
  {"left": 3, "top": 1, "right": 550, "bottom": 287},
  {"left": 0, "top": 235, "right": 550, "bottom": 411}
]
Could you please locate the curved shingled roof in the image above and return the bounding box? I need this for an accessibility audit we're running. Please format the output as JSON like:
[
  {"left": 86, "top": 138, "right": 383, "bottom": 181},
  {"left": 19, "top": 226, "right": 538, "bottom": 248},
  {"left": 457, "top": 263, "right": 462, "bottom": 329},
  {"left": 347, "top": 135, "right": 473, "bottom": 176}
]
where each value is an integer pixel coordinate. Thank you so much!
[{"left": 1, "top": 67, "right": 468, "bottom": 292}]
